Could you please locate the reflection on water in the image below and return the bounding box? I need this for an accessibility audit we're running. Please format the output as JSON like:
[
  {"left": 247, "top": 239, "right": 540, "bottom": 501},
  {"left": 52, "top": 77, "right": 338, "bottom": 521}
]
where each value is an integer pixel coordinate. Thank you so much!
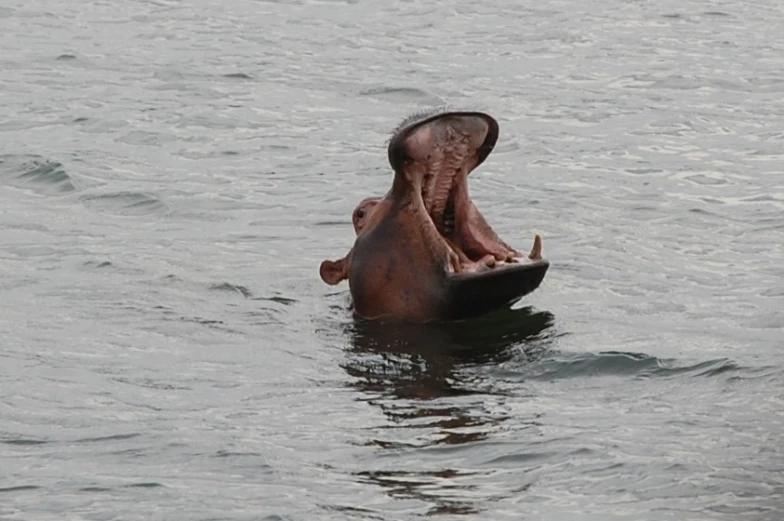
[{"left": 341, "top": 306, "right": 555, "bottom": 515}]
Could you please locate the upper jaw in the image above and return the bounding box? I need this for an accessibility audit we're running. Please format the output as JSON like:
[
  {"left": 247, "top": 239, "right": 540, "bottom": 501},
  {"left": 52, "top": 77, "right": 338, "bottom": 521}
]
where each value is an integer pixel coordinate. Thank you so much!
[
  {"left": 385, "top": 109, "right": 542, "bottom": 268},
  {"left": 387, "top": 107, "right": 500, "bottom": 175},
  {"left": 386, "top": 109, "right": 500, "bottom": 231}
]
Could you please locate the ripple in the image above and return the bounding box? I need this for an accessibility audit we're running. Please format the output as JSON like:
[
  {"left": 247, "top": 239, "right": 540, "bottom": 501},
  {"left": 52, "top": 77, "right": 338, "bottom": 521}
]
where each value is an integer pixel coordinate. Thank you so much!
[
  {"left": 1, "top": 438, "right": 48, "bottom": 446},
  {"left": 75, "top": 433, "right": 141, "bottom": 443},
  {"left": 82, "top": 260, "right": 114, "bottom": 270},
  {"left": 112, "top": 376, "right": 192, "bottom": 391},
  {"left": 223, "top": 72, "right": 253, "bottom": 80},
  {"left": 214, "top": 450, "right": 264, "bottom": 458},
  {"left": 79, "top": 487, "right": 111, "bottom": 492},
  {"left": 124, "top": 482, "right": 164, "bottom": 488},
  {"left": 79, "top": 191, "right": 168, "bottom": 216},
  {"left": 209, "top": 282, "right": 253, "bottom": 298},
  {"left": 649, "top": 357, "right": 740, "bottom": 379},
  {"left": 0, "top": 154, "right": 77, "bottom": 195},
  {"left": 0, "top": 485, "right": 41, "bottom": 493},
  {"left": 56, "top": 53, "right": 77, "bottom": 60},
  {"left": 161, "top": 314, "right": 243, "bottom": 334},
  {"left": 358, "top": 86, "right": 446, "bottom": 105},
  {"left": 355, "top": 469, "right": 479, "bottom": 515},
  {"left": 525, "top": 352, "right": 741, "bottom": 380},
  {"left": 313, "top": 219, "right": 351, "bottom": 227},
  {"left": 252, "top": 295, "right": 298, "bottom": 306},
  {"left": 683, "top": 173, "right": 729, "bottom": 186}
]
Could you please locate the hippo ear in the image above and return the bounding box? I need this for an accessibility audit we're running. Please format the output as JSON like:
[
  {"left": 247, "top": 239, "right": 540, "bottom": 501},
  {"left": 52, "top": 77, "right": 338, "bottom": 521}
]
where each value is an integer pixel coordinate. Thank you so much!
[{"left": 319, "top": 257, "right": 349, "bottom": 285}]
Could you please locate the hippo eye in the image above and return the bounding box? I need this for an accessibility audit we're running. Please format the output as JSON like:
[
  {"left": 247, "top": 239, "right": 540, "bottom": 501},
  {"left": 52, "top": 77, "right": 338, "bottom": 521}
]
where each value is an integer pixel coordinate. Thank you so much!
[{"left": 356, "top": 209, "right": 365, "bottom": 219}]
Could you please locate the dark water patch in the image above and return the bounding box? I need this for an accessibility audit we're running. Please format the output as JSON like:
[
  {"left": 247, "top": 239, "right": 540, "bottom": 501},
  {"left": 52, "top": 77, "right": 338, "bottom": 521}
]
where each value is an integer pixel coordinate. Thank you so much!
[
  {"left": 0, "top": 154, "right": 77, "bottom": 195},
  {"left": 2, "top": 438, "right": 48, "bottom": 446},
  {"left": 0, "top": 7, "right": 14, "bottom": 17},
  {"left": 79, "top": 191, "right": 168, "bottom": 217},
  {"left": 124, "top": 482, "right": 164, "bottom": 488},
  {"left": 703, "top": 11, "right": 730, "bottom": 16},
  {"left": 209, "top": 282, "right": 253, "bottom": 298},
  {"left": 339, "top": 311, "right": 549, "bottom": 452},
  {"left": 344, "top": 306, "right": 555, "bottom": 366},
  {"left": 0, "top": 485, "right": 41, "bottom": 493},
  {"left": 358, "top": 86, "right": 445, "bottom": 105},
  {"left": 73, "top": 117, "right": 89, "bottom": 123},
  {"left": 56, "top": 53, "right": 77, "bottom": 60},
  {"left": 355, "top": 469, "right": 479, "bottom": 515},
  {"left": 427, "top": 504, "right": 478, "bottom": 516},
  {"left": 314, "top": 219, "right": 351, "bottom": 227},
  {"left": 252, "top": 295, "right": 298, "bottom": 306},
  {"left": 222, "top": 150, "right": 240, "bottom": 155},
  {"left": 75, "top": 433, "right": 141, "bottom": 443},
  {"left": 223, "top": 72, "right": 253, "bottom": 80},
  {"left": 79, "top": 486, "right": 111, "bottom": 492},
  {"left": 366, "top": 439, "right": 421, "bottom": 450}
]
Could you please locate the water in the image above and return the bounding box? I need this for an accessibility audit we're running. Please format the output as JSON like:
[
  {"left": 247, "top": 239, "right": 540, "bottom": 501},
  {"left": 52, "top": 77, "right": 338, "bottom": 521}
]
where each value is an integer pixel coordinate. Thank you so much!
[{"left": 1, "top": 0, "right": 782, "bottom": 519}]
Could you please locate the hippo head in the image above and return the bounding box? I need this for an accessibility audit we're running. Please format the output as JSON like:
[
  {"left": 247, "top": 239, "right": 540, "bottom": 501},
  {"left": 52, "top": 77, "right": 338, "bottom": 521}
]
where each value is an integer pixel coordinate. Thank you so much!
[{"left": 320, "top": 109, "right": 549, "bottom": 322}]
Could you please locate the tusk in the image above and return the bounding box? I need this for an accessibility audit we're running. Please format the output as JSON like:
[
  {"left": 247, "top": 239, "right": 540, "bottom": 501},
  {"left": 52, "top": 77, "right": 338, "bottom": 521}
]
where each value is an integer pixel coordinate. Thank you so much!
[{"left": 529, "top": 234, "right": 543, "bottom": 260}]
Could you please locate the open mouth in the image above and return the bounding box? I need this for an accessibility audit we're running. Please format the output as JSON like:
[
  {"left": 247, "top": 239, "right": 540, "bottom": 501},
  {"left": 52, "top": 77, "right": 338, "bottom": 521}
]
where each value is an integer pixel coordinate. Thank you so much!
[
  {"left": 320, "top": 107, "right": 549, "bottom": 320},
  {"left": 387, "top": 108, "right": 541, "bottom": 271}
]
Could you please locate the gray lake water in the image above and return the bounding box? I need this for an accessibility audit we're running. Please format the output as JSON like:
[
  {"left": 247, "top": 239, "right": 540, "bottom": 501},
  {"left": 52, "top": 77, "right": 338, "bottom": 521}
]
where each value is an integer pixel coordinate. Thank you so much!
[{"left": 1, "top": 0, "right": 783, "bottom": 519}]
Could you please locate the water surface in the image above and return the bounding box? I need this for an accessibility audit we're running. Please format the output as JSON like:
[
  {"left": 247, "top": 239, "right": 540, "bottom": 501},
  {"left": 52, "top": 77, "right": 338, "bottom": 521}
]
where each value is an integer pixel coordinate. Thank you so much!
[{"left": 1, "top": 0, "right": 783, "bottom": 519}]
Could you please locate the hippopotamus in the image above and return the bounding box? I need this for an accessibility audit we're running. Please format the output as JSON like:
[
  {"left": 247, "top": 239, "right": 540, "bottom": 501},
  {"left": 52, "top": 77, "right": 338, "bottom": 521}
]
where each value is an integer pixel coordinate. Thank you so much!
[{"left": 319, "top": 108, "right": 549, "bottom": 322}]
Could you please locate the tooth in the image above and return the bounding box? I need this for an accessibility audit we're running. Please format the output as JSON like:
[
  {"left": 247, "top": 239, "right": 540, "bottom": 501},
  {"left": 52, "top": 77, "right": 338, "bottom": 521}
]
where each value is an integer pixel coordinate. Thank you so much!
[
  {"left": 448, "top": 250, "right": 462, "bottom": 273},
  {"left": 529, "top": 234, "right": 543, "bottom": 260}
]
